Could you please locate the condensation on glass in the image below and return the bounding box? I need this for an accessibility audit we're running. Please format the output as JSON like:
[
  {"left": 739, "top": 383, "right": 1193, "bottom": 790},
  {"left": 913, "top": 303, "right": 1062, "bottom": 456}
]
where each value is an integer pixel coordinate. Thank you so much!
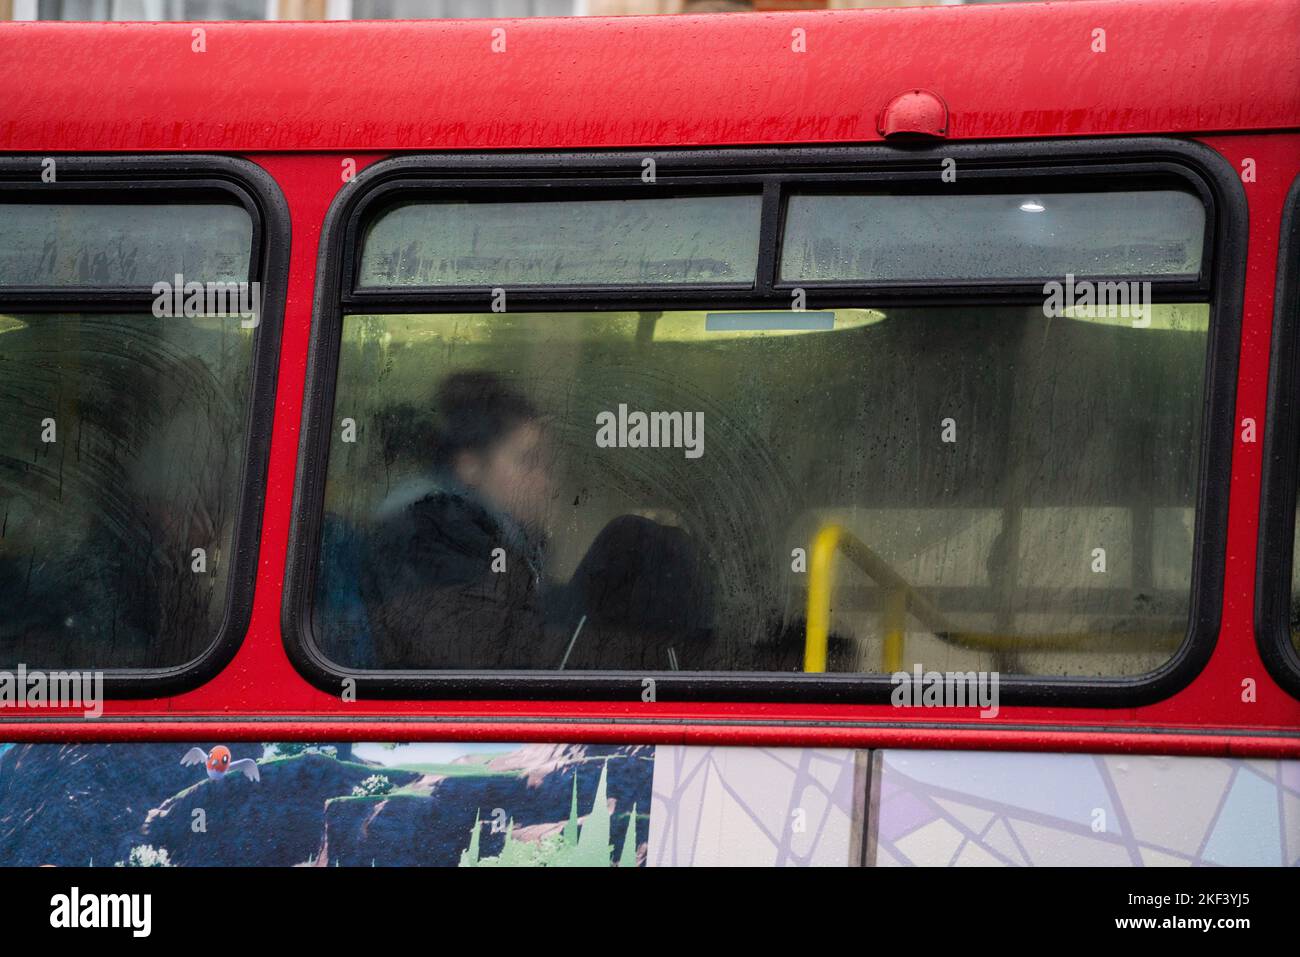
[
  {"left": 358, "top": 194, "right": 763, "bottom": 287},
  {"left": 0, "top": 200, "right": 256, "bottom": 669},
  {"left": 0, "top": 202, "right": 252, "bottom": 287},
  {"left": 316, "top": 296, "right": 1210, "bottom": 676},
  {"left": 781, "top": 190, "right": 1206, "bottom": 282}
]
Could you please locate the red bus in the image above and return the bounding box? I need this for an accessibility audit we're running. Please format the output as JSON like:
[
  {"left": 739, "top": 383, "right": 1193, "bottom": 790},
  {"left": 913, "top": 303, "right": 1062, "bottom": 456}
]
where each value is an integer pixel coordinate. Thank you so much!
[{"left": 0, "top": 0, "right": 1298, "bottom": 871}]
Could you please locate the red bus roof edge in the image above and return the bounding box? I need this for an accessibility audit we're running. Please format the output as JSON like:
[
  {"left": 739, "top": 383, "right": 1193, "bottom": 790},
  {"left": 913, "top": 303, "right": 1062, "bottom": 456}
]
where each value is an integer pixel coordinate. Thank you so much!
[{"left": 1, "top": 0, "right": 1297, "bottom": 153}]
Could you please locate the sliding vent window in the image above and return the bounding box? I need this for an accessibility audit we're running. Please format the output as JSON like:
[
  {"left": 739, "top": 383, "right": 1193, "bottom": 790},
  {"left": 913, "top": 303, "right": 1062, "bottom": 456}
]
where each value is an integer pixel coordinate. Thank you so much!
[
  {"left": 315, "top": 185, "right": 1212, "bottom": 679},
  {"left": 781, "top": 190, "right": 1206, "bottom": 282},
  {"left": 0, "top": 200, "right": 256, "bottom": 669},
  {"left": 359, "top": 193, "right": 763, "bottom": 287},
  {"left": 0, "top": 202, "right": 252, "bottom": 287}
]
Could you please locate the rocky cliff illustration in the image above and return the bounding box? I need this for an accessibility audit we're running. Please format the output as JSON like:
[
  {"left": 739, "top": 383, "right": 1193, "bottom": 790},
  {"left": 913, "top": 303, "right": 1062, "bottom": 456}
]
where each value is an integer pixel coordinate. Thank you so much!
[{"left": 0, "top": 742, "right": 652, "bottom": 867}]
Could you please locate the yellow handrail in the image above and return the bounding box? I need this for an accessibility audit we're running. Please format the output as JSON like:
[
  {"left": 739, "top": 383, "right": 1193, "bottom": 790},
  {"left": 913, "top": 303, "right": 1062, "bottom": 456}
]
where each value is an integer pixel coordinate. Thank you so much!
[
  {"left": 805, "top": 522, "right": 957, "bottom": 672},
  {"left": 803, "top": 524, "right": 845, "bottom": 672},
  {"left": 802, "top": 521, "right": 1181, "bottom": 672}
]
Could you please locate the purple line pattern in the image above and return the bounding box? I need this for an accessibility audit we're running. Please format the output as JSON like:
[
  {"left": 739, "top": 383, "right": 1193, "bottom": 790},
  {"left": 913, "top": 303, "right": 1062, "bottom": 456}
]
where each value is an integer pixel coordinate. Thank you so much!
[
  {"left": 648, "top": 746, "right": 858, "bottom": 867},
  {"left": 874, "top": 750, "right": 1300, "bottom": 867}
]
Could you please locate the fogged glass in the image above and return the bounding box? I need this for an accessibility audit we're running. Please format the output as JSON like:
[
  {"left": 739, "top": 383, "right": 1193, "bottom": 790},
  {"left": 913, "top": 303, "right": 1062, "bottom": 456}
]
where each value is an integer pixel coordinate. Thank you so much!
[
  {"left": 0, "top": 312, "right": 254, "bottom": 668},
  {"left": 315, "top": 303, "right": 1208, "bottom": 675},
  {"left": 358, "top": 194, "right": 763, "bottom": 287},
  {"left": 0, "top": 202, "right": 252, "bottom": 287},
  {"left": 781, "top": 190, "right": 1206, "bottom": 282}
]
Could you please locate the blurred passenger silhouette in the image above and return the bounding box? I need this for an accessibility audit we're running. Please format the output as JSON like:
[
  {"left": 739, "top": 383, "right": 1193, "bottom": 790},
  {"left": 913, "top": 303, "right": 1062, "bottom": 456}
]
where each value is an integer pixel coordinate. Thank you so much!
[
  {"left": 358, "top": 370, "right": 720, "bottom": 670},
  {"left": 360, "top": 371, "right": 554, "bottom": 668}
]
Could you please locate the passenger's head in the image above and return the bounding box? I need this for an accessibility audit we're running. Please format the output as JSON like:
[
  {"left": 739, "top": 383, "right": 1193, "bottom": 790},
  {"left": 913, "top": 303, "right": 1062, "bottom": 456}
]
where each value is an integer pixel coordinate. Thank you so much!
[{"left": 432, "top": 371, "right": 551, "bottom": 532}]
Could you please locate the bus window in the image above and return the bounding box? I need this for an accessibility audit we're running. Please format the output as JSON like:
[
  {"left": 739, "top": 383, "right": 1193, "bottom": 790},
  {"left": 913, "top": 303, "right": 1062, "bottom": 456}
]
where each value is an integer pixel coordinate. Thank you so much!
[
  {"left": 0, "top": 202, "right": 251, "bottom": 287},
  {"left": 359, "top": 193, "right": 763, "bottom": 287},
  {"left": 307, "top": 173, "right": 1215, "bottom": 680},
  {"left": 0, "top": 199, "right": 257, "bottom": 670},
  {"left": 315, "top": 303, "right": 1208, "bottom": 675},
  {"left": 781, "top": 190, "right": 1205, "bottom": 282}
]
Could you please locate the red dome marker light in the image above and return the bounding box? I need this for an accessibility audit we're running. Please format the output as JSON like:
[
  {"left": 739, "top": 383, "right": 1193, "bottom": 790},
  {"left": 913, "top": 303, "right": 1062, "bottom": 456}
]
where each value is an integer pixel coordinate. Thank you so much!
[{"left": 877, "top": 89, "right": 949, "bottom": 139}]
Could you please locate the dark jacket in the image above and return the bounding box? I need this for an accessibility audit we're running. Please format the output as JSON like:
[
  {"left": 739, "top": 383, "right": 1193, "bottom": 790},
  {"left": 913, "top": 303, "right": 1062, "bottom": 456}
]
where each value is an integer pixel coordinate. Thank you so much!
[
  {"left": 560, "top": 514, "right": 717, "bottom": 671},
  {"left": 358, "top": 476, "right": 549, "bottom": 670}
]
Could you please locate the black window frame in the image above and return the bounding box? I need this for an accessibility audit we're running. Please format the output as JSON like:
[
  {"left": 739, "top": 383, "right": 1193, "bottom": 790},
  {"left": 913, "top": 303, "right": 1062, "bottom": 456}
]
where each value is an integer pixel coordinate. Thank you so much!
[
  {"left": 0, "top": 154, "right": 290, "bottom": 697},
  {"left": 1255, "top": 172, "right": 1300, "bottom": 700},
  {"left": 285, "top": 137, "right": 1245, "bottom": 706}
]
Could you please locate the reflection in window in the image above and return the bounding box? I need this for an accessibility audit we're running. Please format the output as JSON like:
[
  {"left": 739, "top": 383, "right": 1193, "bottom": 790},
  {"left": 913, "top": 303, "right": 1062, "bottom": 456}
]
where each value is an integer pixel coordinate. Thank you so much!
[{"left": 314, "top": 303, "right": 1208, "bottom": 676}]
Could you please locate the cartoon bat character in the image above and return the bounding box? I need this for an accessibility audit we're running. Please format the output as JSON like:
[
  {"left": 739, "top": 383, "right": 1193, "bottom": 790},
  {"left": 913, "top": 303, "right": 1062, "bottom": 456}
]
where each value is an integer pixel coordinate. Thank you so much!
[{"left": 181, "top": 745, "right": 261, "bottom": 782}]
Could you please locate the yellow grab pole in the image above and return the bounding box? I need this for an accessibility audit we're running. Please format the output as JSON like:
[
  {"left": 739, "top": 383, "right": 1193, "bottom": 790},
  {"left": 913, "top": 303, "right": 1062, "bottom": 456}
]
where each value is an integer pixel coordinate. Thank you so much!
[{"left": 803, "top": 524, "right": 845, "bottom": 673}]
